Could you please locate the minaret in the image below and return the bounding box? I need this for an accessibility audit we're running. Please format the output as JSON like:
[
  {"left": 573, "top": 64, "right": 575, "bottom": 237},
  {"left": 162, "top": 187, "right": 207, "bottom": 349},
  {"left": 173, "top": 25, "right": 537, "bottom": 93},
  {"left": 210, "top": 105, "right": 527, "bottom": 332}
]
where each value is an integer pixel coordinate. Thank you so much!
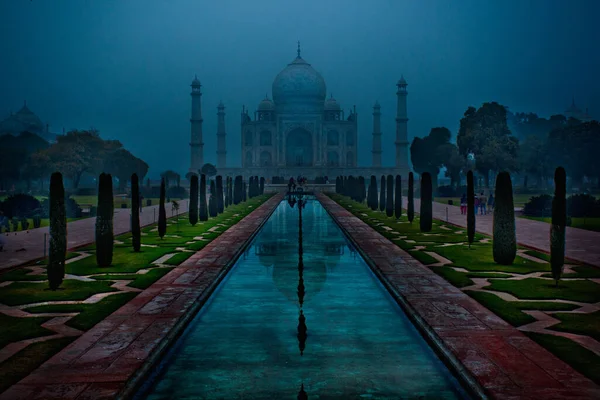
[
  {"left": 372, "top": 101, "right": 382, "bottom": 167},
  {"left": 216, "top": 101, "right": 226, "bottom": 169},
  {"left": 190, "top": 75, "right": 204, "bottom": 172},
  {"left": 395, "top": 76, "right": 409, "bottom": 170}
]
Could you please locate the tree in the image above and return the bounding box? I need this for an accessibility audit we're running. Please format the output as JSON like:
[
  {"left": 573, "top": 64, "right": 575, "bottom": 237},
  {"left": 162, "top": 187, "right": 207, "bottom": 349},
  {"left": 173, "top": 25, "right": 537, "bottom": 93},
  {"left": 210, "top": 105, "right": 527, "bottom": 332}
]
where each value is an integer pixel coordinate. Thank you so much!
[
  {"left": 249, "top": 176, "right": 255, "bottom": 198},
  {"left": 410, "top": 127, "right": 453, "bottom": 190},
  {"left": 438, "top": 143, "right": 464, "bottom": 189},
  {"left": 224, "top": 176, "right": 230, "bottom": 207},
  {"left": 189, "top": 175, "right": 199, "bottom": 226},
  {"left": 131, "top": 173, "right": 141, "bottom": 252},
  {"left": 457, "top": 103, "right": 520, "bottom": 187},
  {"left": 551, "top": 167, "right": 567, "bottom": 286},
  {"left": 407, "top": 172, "right": 415, "bottom": 224},
  {"left": 233, "top": 176, "right": 242, "bottom": 205},
  {"left": 379, "top": 175, "right": 386, "bottom": 212},
  {"left": 209, "top": 179, "right": 218, "bottom": 217},
  {"left": 47, "top": 172, "right": 66, "bottom": 290},
  {"left": 96, "top": 173, "right": 114, "bottom": 266},
  {"left": 420, "top": 172, "right": 433, "bottom": 232},
  {"left": 0, "top": 132, "right": 49, "bottom": 191},
  {"left": 493, "top": 171, "right": 517, "bottom": 264},
  {"left": 395, "top": 175, "right": 402, "bottom": 219},
  {"left": 200, "top": 163, "right": 217, "bottom": 179},
  {"left": 243, "top": 181, "right": 247, "bottom": 202},
  {"left": 216, "top": 176, "right": 224, "bottom": 214},
  {"left": 104, "top": 148, "right": 149, "bottom": 191},
  {"left": 22, "top": 151, "right": 51, "bottom": 191},
  {"left": 519, "top": 135, "right": 550, "bottom": 189},
  {"left": 359, "top": 176, "right": 366, "bottom": 203},
  {"left": 260, "top": 177, "right": 265, "bottom": 195},
  {"left": 199, "top": 174, "right": 208, "bottom": 221},
  {"left": 368, "top": 176, "right": 377, "bottom": 210},
  {"left": 158, "top": 177, "right": 167, "bottom": 237},
  {"left": 161, "top": 170, "right": 180, "bottom": 188},
  {"left": 467, "top": 170, "right": 475, "bottom": 248},
  {"left": 386, "top": 175, "right": 394, "bottom": 217}
]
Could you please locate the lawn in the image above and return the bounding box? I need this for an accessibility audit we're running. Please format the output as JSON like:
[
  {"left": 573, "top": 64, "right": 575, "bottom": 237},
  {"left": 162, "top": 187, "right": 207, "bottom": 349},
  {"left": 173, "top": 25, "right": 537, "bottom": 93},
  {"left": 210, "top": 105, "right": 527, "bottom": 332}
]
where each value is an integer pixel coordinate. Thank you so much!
[
  {"left": 521, "top": 216, "right": 600, "bottom": 232},
  {"left": 330, "top": 192, "right": 600, "bottom": 385},
  {"left": 0, "top": 193, "right": 273, "bottom": 394}
]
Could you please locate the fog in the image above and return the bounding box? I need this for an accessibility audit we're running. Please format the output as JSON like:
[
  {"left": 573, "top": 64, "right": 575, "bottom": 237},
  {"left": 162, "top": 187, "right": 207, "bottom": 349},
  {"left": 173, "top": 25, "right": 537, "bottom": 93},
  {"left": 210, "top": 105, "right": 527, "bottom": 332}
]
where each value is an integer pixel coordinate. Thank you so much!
[{"left": 1, "top": 0, "right": 598, "bottom": 177}]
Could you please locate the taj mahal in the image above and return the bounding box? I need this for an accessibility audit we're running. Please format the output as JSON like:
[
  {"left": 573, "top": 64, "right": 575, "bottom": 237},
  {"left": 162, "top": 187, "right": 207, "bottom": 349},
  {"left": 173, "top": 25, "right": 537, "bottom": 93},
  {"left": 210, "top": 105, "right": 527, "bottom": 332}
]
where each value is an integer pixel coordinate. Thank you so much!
[{"left": 188, "top": 44, "right": 409, "bottom": 180}]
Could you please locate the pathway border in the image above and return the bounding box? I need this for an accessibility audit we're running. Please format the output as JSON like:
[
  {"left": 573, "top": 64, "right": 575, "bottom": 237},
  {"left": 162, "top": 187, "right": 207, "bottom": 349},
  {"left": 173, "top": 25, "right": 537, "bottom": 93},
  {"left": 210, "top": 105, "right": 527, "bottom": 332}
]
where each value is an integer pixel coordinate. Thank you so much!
[
  {"left": 0, "top": 193, "right": 283, "bottom": 400},
  {"left": 318, "top": 193, "right": 600, "bottom": 400}
]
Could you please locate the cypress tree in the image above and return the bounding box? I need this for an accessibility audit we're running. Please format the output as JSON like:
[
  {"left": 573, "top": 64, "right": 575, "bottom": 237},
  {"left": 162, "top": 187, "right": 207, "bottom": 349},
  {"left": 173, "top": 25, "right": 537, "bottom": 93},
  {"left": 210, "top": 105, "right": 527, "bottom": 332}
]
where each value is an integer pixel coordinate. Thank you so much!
[
  {"left": 420, "top": 172, "right": 433, "bottom": 232},
  {"left": 395, "top": 175, "right": 402, "bottom": 219},
  {"left": 158, "top": 177, "right": 167, "bottom": 237},
  {"left": 131, "top": 173, "right": 141, "bottom": 252},
  {"left": 493, "top": 171, "right": 517, "bottom": 265},
  {"left": 359, "top": 176, "right": 366, "bottom": 203},
  {"left": 229, "top": 176, "right": 233, "bottom": 205},
  {"left": 199, "top": 174, "right": 208, "bottom": 221},
  {"left": 47, "top": 172, "right": 66, "bottom": 290},
  {"left": 225, "top": 176, "right": 231, "bottom": 207},
  {"left": 216, "top": 175, "right": 224, "bottom": 214},
  {"left": 407, "top": 172, "right": 414, "bottom": 224},
  {"left": 96, "top": 173, "right": 114, "bottom": 266},
  {"left": 335, "top": 176, "right": 340, "bottom": 194},
  {"left": 254, "top": 176, "right": 259, "bottom": 197},
  {"left": 233, "top": 176, "right": 241, "bottom": 204},
  {"left": 343, "top": 176, "right": 348, "bottom": 196},
  {"left": 209, "top": 179, "right": 218, "bottom": 217},
  {"left": 368, "top": 175, "right": 377, "bottom": 210},
  {"left": 189, "top": 175, "right": 199, "bottom": 225},
  {"left": 467, "top": 170, "right": 475, "bottom": 248},
  {"left": 551, "top": 167, "right": 567, "bottom": 286},
  {"left": 386, "top": 175, "right": 394, "bottom": 217},
  {"left": 248, "top": 177, "right": 254, "bottom": 198},
  {"left": 243, "top": 181, "right": 247, "bottom": 202},
  {"left": 260, "top": 177, "right": 265, "bottom": 195},
  {"left": 379, "top": 175, "right": 386, "bottom": 212}
]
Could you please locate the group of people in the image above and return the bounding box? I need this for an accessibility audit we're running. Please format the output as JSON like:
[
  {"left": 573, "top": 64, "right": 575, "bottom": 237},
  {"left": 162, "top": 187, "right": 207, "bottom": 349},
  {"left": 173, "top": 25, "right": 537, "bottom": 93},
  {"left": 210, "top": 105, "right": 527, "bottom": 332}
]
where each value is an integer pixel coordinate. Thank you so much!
[
  {"left": 460, "top": 192, "right": 494, "bottom": 215},
  {"left": 288, "top": 176, "right": 308, "bottom": 192}
]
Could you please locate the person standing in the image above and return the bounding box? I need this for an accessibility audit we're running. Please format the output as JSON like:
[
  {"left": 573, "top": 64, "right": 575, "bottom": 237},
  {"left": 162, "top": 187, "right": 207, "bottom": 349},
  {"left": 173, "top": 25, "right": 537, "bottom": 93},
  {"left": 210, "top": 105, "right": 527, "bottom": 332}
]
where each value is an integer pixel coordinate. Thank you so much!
[
  {"left": 460, "top": 193, "right": 467, "bottom": 215},
  {"left": 480, "top": 192, "right": 487, "bottom": 215},
  {"left": 488, "top": 192, "right": 494, "bottom": 212}
]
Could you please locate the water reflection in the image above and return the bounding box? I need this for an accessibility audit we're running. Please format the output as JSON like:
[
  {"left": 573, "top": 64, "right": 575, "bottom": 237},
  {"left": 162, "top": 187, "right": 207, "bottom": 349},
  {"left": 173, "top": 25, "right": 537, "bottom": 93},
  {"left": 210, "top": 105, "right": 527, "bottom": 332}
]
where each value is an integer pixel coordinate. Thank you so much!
[{"left": 297, "top": 383, "right": 308, "bottom": 400}]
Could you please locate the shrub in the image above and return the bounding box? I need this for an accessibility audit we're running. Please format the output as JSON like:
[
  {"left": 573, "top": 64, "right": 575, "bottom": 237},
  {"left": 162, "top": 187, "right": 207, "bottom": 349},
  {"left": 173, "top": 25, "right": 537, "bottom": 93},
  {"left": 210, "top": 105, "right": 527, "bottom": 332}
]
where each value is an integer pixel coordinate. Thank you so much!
[
  {"left": 48, "top": 172, "right": 66, "bottom": 290},
  {"left": 420, "top": 172, "right": 433, "bottom": 232},
  {"left": 209, "top": 179, "right": 217, "bottom": 217},
  {"left": 158, "top": 177, "right": 167, "bottom": 237},
  {"left": 386, "top": 175, "right": 394, "bottom": 217},
  {"left": 551, "top": 167, "right": 567, "bottom": 285},
  {"left": 166, "top": 185, "right": 187, "bottom": 199},
  {"left": 379, "top": 175, "right": 386, "bottom": 212},
  {"left": 216, "top": 175, "right": 224, "bottom": 214},
  {"left": 395, "top": 175, "right": 402, "bottom": 219},
  {"left": 41, "top": 196, "right": 82, "bottom": 219},
  {"left": 20, "top": 217, "right": 29, "bottom": 231},
  {"left": 567, "top": 194, "right": 600, "bottom": 217},
  {"left": 11, "top": 217, "right": 19, "bottom": 232},
  {"left": 522, "top": 195, "right": 552, "bottom": 217},
  {"left": 32, "top": 214, "right": 42, "bottom": 228},
  {"left": 131, "top": 173, "right": 141, "bottom": 252},
  {"left": 408, "top": 172, "right": 415, "bottom": 224},
  {"left": 0, "top": 193, "right": 41, "bottom": 219},
  {"left": 199, "top": 174, "right": 208, "bottom": 221},
  {"left": 467, "top": 171, "right": 475, "bottom": 247},
  {"left": 189, "top": 174, "right": 198, "bottom": 225},
  {"left": 96, "top": 173, "right": 114, "bottom": 266},
  {"left": 493, "top": 171, "right": 516, "bottom": 265}
]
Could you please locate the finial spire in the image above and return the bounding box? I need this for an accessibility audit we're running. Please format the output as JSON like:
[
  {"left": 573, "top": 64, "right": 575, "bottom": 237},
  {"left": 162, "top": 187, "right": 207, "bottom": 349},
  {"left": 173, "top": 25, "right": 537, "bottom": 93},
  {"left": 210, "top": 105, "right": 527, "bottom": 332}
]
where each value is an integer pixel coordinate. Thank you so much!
[{"left": 297, "top": 41, "right": 301, "bottom": 58}]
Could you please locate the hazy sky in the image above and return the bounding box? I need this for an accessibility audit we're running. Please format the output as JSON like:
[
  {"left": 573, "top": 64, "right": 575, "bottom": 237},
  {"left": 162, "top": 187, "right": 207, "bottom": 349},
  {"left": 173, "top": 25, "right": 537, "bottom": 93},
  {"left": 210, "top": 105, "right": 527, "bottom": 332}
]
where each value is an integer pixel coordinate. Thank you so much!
[{"left": 1, "top": 0, "right": 598, "bottom": 177}]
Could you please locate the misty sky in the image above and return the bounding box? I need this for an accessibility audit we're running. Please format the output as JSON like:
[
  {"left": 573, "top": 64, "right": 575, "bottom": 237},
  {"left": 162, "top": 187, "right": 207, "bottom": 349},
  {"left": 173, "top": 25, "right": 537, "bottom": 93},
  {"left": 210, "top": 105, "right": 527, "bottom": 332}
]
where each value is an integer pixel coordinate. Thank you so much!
[{"left": 1, "top": 0, "right": 598, "bottom": 178}]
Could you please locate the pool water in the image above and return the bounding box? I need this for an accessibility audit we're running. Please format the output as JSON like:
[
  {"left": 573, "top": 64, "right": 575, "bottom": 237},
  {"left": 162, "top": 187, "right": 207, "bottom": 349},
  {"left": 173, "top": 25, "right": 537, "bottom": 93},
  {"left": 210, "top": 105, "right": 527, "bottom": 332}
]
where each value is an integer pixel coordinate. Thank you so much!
[{"left": 138, "top": 200, "right": 469, "bottom": 399}]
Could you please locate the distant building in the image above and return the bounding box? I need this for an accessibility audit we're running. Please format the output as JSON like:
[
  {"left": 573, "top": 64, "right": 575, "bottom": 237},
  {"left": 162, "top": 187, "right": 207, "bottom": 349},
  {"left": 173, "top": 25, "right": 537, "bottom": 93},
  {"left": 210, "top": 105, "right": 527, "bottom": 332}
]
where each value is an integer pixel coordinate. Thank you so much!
[
  {"left": 0, "top": 102, "right": 58, "bottom": 142},
  {"left": 564, "top": 97, "right": 593, "bottom": 122}
]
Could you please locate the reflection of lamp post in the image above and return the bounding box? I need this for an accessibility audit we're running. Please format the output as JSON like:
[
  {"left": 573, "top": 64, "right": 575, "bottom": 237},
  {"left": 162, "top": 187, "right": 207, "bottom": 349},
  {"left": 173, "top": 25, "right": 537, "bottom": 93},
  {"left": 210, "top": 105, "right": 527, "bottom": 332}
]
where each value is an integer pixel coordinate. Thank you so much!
[{"left": 287, "top": 192, "right": 307, "bottom": 356}]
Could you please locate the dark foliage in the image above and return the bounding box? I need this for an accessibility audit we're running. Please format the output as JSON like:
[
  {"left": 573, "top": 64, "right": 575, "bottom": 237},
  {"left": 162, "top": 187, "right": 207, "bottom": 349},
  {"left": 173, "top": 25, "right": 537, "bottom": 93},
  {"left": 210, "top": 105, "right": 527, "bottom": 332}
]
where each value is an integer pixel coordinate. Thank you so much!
[
  {"left": 379, "top": 175, "right": 386, "bottom": 212},
  {"left": 260, "top": 177, "right": 265, "bottom": 195},
  {"left": 359, "top": 176, "right": 366, "bottom": 203},
  {"left": 95, "top": 173, "right": 114, "bottom": 266},
  {"left": 189, "top": 175, "right": 199, "bottom": 225},
  {"left": 216, "top": 176, "right": 224, "bottom": 214},
  {"left": 493, "top": 171, "right": 517, "bottom": 265},
  {"left": 233, "top": 176, "right": 242, "bottom": 205},
  {"left": 567, "top": 194, "right": 600, "bottom": 217},
  {"left": 48, "top": 172, "right": 66, "bottom": 290},
  {"left": 0, "top": 194, "right": 42, "bottom": 219},
  {"left": 522, "top": 195, "right": 553, "bottom": 217},
  {"left": 408, "top": 172, "right": 415, "bottom": 223},
  {"left": 158, "top": 177, "right": 168, "bottom": 236},
  {"left": 199, "top": 174, "right": 208, "bottom": 221},
  {"left": 420, "top": 172, "right": 433, "bottom": 232},
  {"left": 166, "top": 185, "right": 187, "bottom": 199},
  {"left": 386, "top": 175, "right": 394, "bottom": 217},
  {"left": 467, "top": 170, "right": 475, "bottom": 247},
  {"left": 131, "top": 173, "right": 141, "bottom": 252},
  {"left": 368, "top": 175, "right": 377, "bottom": 210},
  {"left": 209, "top": 180, "right": 217, "bottom": 217},
  {"left": 551, "top": 167, "right": 567, "bottom": 285},
  {"left": 395, "top": 175, "right": 402, "bottom": 219}
]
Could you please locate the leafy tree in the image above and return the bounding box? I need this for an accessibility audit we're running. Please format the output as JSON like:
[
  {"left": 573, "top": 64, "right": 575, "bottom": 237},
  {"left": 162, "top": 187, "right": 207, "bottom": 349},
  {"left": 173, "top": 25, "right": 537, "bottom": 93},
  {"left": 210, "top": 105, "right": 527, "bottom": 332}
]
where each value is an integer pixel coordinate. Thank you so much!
[
  {"left": 189, "top": 175, "right": 199, "bottom": 225},
  {"left": 437, "top": 143, "right": 464, "bottom": 189},
  {"left": 131, "top": 173, "right": 141, "bottom": 252},
  {"left": 368, "top": 176, "right": 377, "bottom": 210},
  {"left": 199, "top": 174, "right": 208, "bottom": 221},
  {"left": 493, "top": 171, "right": 517, "bottom": 265},
  {"left": 104, "top": 148, "right": 149, "bottom": 191},
  {"left": 158, "top": 177, "right": 167, "bottom": 237},
  {"left": 209, "top": 180, "right": 217, "bottom": 217},
  {"left": 379, "top": 175, "right": 386, "bottom": 212},
  {"left": 386, "top": 175, "right": 394, "bottom": 217},
  {"left": 420, "top": 172, "right": 433, "bottom": 232},
  {"left": 95, "top": 173, "right": 114, "bottom": 266},
  {"left": 200, "top": 163, "right": 217, "bottom": 179},
  {"left": 395, "top": 175, "right": 402, "bottom": 219},
  {"left": 22, "top": 151, "right": 51, "bottom": 191},
  {"left": 0, "top": 132, "right": 49, "bottom": 190},
  {"left": 161, "top": 170, "right": 180, "bottom": 188},
  {"left": 457, "top": 102, "right": 520, "bottom": 187},
  {"left": 216, "top": 176, "right": 224, "bottom": 214},
  {"left": 551, "top": 167, "right": 567, "bottom": 286},
  {"left": 467, "top": 170, "right": 475, "bottom": 248},
  {"left": 519, "top": 135, "right": 549, "bottom": 189},
  {"left": 407, "top": 172, "right": 414, "bottom": 223},
  {"left": 410, "top": 127, "right": 453, "bottom": 189},
  {"left": 47, "top": 172, "right": 66, "bottom": 290}
]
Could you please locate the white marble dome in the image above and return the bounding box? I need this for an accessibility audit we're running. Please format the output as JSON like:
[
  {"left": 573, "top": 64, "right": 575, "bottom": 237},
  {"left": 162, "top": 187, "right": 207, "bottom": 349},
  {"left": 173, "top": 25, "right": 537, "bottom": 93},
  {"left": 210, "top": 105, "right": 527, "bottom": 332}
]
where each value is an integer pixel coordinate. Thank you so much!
[{"left": 272, "top": 56, "right": 326, "bottom": 112}]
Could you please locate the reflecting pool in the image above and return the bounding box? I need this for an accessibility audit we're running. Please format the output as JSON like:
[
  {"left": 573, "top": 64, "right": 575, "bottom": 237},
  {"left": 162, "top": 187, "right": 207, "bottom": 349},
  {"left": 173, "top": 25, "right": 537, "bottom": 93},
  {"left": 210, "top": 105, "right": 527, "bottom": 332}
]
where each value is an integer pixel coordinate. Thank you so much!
[{"left": 138, "top": 200, "right": 469, "bottom": 399}]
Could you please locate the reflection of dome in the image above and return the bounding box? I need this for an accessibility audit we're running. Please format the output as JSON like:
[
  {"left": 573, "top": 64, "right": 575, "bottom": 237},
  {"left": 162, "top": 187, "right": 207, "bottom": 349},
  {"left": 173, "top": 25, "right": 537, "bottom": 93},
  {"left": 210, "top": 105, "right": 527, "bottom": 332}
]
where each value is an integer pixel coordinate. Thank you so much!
[
  {"left": 324, "top": 95, "right": 340, "bottom": 111},
  {"left": 272, "top": 50, "right": 326, "bottom": 112},
  {"left": 258, "top": 95, "right": 275, "bottom": 111}
]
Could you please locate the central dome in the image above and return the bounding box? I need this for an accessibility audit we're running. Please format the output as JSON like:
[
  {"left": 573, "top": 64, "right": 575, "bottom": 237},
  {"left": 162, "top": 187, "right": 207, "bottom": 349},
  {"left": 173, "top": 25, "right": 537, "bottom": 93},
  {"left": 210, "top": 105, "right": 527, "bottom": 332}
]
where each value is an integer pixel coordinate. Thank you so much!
[{"left": 272, "top": 54, "right": 326, "bottom": 112}]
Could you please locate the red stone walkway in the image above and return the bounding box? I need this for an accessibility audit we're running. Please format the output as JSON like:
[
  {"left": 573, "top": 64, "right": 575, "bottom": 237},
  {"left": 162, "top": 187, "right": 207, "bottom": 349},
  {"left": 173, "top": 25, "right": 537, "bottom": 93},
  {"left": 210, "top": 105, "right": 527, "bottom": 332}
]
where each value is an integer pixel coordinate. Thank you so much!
[
  {"left": 0, "top": 201, "right": 189, "bottom": 271},
  {"left": 407, "top": 197, "right": 600, "bottom": 268},
  {"left": 319, "top": 193, "right": 600, "bottom": 400},
  {"left": 0, "top": 194, "right": 283, "bottom": 400}
]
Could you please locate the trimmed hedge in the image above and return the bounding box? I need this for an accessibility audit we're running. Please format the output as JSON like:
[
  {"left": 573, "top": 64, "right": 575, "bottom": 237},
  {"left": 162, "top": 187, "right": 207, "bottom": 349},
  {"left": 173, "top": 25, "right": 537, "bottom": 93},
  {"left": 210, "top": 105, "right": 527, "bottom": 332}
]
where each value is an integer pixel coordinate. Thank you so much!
[
  {"left": 493, "top": 171, "right": 517, "bottom": 265},
  {"left": 420, "top": 172, "right": 432, "bottom": 232},
  {"left": 407, "top": 172, "right": 414, "bottom": 224},
  {"left": 47, "top": 172, "right": 66, "bottom": 290},
  {"left": 467, "top": 170, "right": 475, "bottom": 247},
  {"left": 551, "top": 167, "right": 567, "bottom": 285},
  {"left": 189, "top": 175, "right": 199, "bottom": 225},
  {"left": 96, "top": 173, "right": 114, "bottom": 266}
]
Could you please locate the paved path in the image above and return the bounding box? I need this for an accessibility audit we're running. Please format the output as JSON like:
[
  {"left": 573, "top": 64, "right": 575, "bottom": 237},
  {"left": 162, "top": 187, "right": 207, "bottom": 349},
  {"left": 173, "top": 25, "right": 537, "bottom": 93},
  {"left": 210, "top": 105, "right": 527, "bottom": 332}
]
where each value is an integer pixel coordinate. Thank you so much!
[
  {"left": 407, "top": 197, "right": 600, "bottom": 267},
  {"left": 0, "top": 194, "right": 282, "bottom": 400},
  {"left": 0, "top": 201, "right": 189, "bottom": 272},
  {"left": 319, "top": 193, "right": 600, "bottom": 399}
]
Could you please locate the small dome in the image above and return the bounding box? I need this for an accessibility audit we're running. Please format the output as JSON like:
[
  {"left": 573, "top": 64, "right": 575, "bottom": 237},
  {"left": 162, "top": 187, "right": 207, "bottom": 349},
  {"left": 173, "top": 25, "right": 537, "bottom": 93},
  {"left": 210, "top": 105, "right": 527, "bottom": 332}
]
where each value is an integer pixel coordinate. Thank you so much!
[
  {"left": 258, "top": 95, "right": 275, "bottom": 111},
  {"left": 398, "top": 75, "right": 407, "bottom": 85},
  {"left": 324, "top": 95, "right": 340, "bottom": 111},
  {"left": 191, "top": 75, "right": 201, "bottom": 86}
]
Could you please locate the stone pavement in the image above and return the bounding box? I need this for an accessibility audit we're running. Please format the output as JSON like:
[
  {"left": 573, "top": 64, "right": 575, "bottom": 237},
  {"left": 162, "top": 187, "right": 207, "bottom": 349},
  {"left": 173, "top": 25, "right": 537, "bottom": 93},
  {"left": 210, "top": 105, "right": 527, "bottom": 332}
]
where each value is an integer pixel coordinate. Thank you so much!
[
  {"left": 406, "top": 197, "right": 600, "bottom": 268},
  {"left": 319, "top": 193, "right": 600, "bottom": 399},
  {"left": 0, "top": 193, "right": 282, "bottom": 400},
  {"left": 0, "top": 201, "right": 189, "bottom": 272}
]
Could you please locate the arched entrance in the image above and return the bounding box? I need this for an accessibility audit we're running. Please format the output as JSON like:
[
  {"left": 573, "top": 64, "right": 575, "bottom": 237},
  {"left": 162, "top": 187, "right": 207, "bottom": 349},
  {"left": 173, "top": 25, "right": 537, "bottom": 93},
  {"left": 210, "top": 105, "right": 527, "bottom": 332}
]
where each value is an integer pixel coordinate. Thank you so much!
[{"left": 286, "top": 129, "right": 313, "bottom": 167}]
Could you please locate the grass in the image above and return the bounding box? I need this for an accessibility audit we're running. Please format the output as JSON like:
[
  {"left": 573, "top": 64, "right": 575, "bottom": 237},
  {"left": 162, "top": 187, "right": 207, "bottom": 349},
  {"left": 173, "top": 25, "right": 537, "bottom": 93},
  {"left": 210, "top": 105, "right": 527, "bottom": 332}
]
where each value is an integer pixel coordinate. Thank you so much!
[
  {"left": 91, "top": 267, "right": 174, "bottom": 290},
  {"left": 541, "top": 265, "right": 600, "bottom": 279},
  {"left": 0, "top": 337, "right": 76, "bottom": 394},
  {"left": 525, "top": 332, "right": 600, "bottom": 385},
  {"left": 163, "top": 251, "right": 194, "bottom": 266},
  {"left": 66, "top": 247, "right": 176, "bottom": 275},
  {"left": 0, "top": 280, "right": 118, "bottom": 306},
  {"left": 0, "top": 314, "right": 54, "bottom": 349},
  {"left": 487, "top": 278, "right": 600, "bottom": 303},
  {"left": 431, "top": 267, "right": 474, "bottom": 288},
  {"left": 408, "top": 250, "right": 439, "bottom": 266},
  {"left": 434, "top": 193, "right": 534, "bottom": 208},
  {"left": 521, "top": 216, "right": 600, "bottom": 232},
  {"left": 551, "top": 311, "right": 600, "bottom": 343}
]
